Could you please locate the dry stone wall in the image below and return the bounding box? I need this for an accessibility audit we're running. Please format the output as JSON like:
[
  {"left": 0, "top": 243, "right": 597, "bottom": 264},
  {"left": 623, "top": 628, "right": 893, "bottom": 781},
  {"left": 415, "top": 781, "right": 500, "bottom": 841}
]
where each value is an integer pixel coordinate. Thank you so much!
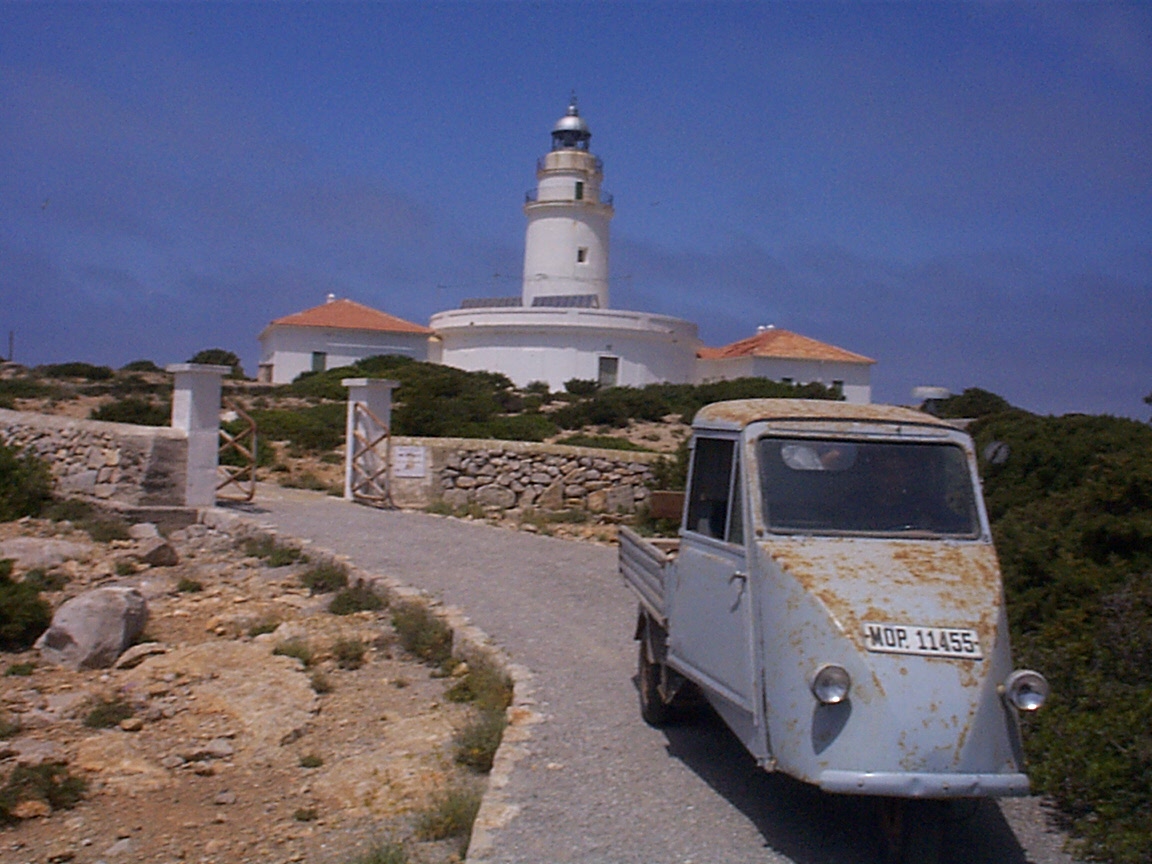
[
  {"left": 390, "top": 436, "right": 663, "bottom": 514},
  {"left": 0, "top": 408, "right": 188, "bottom": 507}
]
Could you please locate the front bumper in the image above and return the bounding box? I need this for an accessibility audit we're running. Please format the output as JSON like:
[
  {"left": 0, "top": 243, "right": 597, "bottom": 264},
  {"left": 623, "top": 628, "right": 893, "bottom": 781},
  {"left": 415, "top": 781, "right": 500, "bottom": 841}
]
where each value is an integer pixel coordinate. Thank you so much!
[{"left": 819, "top": 769, "right": 1030, "bottom": 798}]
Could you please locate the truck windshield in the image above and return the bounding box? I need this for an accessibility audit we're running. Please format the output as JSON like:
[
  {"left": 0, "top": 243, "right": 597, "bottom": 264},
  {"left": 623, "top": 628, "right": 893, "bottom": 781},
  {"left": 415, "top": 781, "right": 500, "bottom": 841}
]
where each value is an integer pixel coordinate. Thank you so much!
[{"left": 757, "top": 437, "right": 981, "bottom": 537}]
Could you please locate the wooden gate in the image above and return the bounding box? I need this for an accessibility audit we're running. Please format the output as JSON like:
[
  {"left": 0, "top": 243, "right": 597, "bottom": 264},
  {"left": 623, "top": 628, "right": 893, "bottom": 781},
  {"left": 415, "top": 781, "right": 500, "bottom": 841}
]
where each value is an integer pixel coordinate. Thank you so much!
[
  {"left": 347, "top": 401, "right": 392, "bottom": 507},
  {"left": 217, "top": 400, "right": 257, "bottom": 502}
]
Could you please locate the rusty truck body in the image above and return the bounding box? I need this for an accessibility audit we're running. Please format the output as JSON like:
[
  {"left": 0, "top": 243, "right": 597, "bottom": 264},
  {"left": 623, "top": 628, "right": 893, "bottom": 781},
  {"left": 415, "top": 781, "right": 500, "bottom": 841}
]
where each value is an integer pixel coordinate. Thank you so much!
[{"left": 620, "top": 399, "right": 1047, "bottom": 812}]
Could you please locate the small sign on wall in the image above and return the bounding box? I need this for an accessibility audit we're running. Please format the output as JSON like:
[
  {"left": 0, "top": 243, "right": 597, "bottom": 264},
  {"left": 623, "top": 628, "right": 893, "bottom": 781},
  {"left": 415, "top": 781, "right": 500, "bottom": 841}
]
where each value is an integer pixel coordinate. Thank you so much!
[{"left": 392, "top": 445, "right": 428, "bottom": 478}]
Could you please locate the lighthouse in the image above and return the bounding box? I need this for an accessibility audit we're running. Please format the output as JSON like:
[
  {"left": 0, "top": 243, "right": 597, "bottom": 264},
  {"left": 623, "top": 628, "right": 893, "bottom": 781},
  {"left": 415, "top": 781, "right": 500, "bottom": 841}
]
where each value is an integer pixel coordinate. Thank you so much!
[
  {"left": 430, "top": 99, "right": 699, "bottom": 390},
  {"left": 521, "top": 97, "right": 614, "bottom": 309}
]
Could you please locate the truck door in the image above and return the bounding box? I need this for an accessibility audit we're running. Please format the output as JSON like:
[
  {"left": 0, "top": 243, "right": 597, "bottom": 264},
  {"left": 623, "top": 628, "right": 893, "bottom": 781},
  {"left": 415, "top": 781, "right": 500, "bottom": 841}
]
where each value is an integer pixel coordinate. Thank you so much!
[{"left": 668, "top": 435, "right": 755, "bottom": 713}]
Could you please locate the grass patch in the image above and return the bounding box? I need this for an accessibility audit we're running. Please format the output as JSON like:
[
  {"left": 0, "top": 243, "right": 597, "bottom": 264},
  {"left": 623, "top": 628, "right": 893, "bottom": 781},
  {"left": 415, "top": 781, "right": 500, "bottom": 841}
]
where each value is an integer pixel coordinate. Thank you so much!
[
  {"left": 0, "top": 713, "right": 20, "bottom": 738},
  {"left": 80, "top": 517, "right": 131, "bottom": 543},
  {"left": 21, "top": 569, "right": 68, "bottom": 592},
  {"left": 299, "top": 753, "right": 324, "bottom": 769},
  {"left": 0, "top": 764, "right": 87, "bottom": 822},
  {"left": 242, "top": 535, "right": 303, "bottom": 567},
  {"left": 273, "top": 638, "right": 314, "bottom": 667},
  {"left": 247, "top": 618, "right": 279, "bottom": 637},
  {"left": 453, "top": 709, "right": 507, "bottom": 773},
  {"left": 309, "top": 669, "right": 332, "bottom": 694},
  {"left": 413, "top": 784, "right": 482, "bottom": 845},
  {"left": 176, "top": 577, "right": 203, "bottom": 593},
  {"left": 391, "top": 601, "right": 452, "bottom": 667},
  {"left": 0, "top": 561, "right": 52, "bottom": 651},
  {"left": 4, "top": 662, "right": 34, "bottom": 678},
  {"left": 332, "top": 638, "right": 366, "bottom": 670},
  {"left": 445, "top": 655, "right": 513, "bottom": 713},
  {"left": 345, "top": 841, "right": 410, "bottom": 864},
  {"left": 299, "top": 561, "right": 349, "bottom": 595},
  {"left": 293, "top": 807, "right": 319, "bottom": 822},
  {"left": 83, "top": 697, "right": 134, "bottom": 729},
  {"left": 553, "top": 433, "right": 652, "bottom": 452},
  {"left": 328, "top": 583, "right": 385, "bottom": 616},
  {"left": 115, "top": 560, "right": 137, "bottom": 576}
]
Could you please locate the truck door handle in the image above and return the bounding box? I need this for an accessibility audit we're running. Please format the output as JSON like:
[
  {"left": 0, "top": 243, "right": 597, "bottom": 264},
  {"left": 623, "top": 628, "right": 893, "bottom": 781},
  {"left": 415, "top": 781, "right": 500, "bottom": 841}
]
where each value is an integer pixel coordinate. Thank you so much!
[{"left": 730, "top": 571, "right": 748, "bottom": 584}]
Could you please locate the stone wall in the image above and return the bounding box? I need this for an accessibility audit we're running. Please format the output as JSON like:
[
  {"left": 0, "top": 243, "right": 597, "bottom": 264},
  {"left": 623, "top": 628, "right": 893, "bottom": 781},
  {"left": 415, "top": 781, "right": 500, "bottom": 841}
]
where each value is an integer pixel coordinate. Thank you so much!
[
  {"left": 388, "top": 436, "right": 664, "bottom": 514},
  {"left": 0, "top": 409, "right": 188, "bottom": 507}
]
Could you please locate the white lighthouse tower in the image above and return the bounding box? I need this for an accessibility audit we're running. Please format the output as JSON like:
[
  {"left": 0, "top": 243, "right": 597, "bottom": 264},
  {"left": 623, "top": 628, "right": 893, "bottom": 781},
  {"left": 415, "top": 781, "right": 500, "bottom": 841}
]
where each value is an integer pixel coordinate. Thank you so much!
[
  {"left": 521, "top": 97, "right": 613, "bottom": 309},
  {"left": 430, "top": 99, "right": 699, "bottom": 391}
]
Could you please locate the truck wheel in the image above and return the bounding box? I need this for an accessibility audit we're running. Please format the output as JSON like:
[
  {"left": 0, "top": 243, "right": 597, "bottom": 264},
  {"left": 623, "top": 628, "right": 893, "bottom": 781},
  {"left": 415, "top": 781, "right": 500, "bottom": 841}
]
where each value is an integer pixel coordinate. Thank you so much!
[
  {"left": 638, "top": 640, "right": 675, "bottom": 726},
  {"left": 876, "top": 799, "right": 947, "bottom": 864}
]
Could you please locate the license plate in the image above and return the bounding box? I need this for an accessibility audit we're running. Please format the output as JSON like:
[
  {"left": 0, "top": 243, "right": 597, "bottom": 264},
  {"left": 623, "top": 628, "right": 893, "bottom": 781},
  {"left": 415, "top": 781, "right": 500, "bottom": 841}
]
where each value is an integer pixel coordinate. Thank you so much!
[{"left": 863, "top": 622, "right": 982, "bottom": 659}]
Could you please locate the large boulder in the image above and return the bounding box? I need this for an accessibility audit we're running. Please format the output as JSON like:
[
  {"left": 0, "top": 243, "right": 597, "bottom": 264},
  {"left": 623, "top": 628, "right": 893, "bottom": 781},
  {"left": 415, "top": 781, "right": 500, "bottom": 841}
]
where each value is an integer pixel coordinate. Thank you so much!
[{"left": 35, "top": 587, "right": 148, "bottom": 669}]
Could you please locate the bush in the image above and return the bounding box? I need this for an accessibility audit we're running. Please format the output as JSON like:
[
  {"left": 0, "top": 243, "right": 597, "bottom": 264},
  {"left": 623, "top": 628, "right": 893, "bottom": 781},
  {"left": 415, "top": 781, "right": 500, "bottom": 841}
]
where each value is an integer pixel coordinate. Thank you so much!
[
  {"left": 414, "top": 784, "right": 482, "bottom": 843},
  {"left": 250, "top": 403, "right": 346, "bottom": 453},
  {"left": 391, "top": 601, "right": 452, "bottom": 667},
  {"left": 0, "top": 764, "right": 87, "bottom": 822},
  {"left": 37, "top": 362, "right": 113, "bottom": 381},
  {"left": 332, "top": 638, "right": 366, "bottom": 670},
  {"left": 969, "top": 405, "right": 1152, "bottom": 862},
  {"left": 328, "top": 583, "right": 385, "bottom": 616},
  {"left": 189, "top": 348, "right": 245, "bottom": 379},
  {"left": 0, "top": 444, "right": 52, "bottom": 521},
  {"left": 83, "top": 697, "right": 134, "bottom": 729},
  {"left": 299, "top": 562, "right": 349, "bottom": 595},
  {"left": 273, "top": 639, "right": 314, "bottom": 667},
  {"left": 0, "top": 561, "right": 51, "bottom": 651},
  {"left": 564, "top": 379, "right": 600, "bottom": 397},
  {"left": 553, "top": 434, "right": 651, "bottom": 452},
  {"left": 242, "top": 535, "right": 303, "bottom": 567},
  {"left": 445, "top": 654, "right": 513, "bottom": 713},
  {"left": 453, "top": 709, "right": 507, "bottom": 773},
  {"left": 120, "top": 359, "right": 161, "bottom": 373},
  {"left": 90, "top": 397, "right": 170, "bottom": 426}
]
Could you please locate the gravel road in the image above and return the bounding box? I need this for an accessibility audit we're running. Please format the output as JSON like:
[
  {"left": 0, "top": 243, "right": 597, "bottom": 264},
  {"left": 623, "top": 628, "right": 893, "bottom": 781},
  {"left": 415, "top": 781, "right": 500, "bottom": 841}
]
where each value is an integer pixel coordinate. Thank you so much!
[{"left": 244, "top": 486, "right": 1078, "bottom": 864}]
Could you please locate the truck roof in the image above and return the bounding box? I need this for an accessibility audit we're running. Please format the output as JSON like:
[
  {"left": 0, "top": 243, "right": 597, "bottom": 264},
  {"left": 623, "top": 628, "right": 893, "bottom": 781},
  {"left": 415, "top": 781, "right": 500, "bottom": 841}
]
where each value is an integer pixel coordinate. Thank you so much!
[{"left": 692, "top": 399, "right": 959, "bottom": 432}]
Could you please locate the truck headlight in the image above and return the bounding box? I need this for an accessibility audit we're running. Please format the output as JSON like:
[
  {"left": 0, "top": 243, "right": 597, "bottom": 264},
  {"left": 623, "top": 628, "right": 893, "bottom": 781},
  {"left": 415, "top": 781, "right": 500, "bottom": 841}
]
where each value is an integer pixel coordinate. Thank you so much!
[
  {"left": 811, "top": 664, "right": 851, "bottom": 705},
  {"left": 1002, "top": 669, "right": 1049, "bottom": 712}
]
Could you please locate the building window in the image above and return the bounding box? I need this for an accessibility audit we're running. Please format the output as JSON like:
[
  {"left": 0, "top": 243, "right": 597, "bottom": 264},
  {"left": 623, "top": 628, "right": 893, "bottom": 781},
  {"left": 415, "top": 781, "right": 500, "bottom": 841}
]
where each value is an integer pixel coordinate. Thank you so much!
[
  {"left": 598, "top": 356, "right": 618, "bottom": 388},
  {"left": 577, "top": 247, "right": 588, "bottom": 263},
  {"left": 780, "top": 377, "right": 793, "bottom": 385},
  {"left": 311, "top": 352, "right": 327, "bottom": 373},
  {"left": 575, "top": 181, "right": 584, "bottom": 200}
]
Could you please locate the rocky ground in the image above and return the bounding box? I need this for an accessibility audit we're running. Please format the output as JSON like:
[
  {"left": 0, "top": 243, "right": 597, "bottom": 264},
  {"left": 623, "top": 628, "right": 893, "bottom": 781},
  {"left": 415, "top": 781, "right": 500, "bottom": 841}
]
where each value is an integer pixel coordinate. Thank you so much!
[{"left": 0, "top": 516, "right": 482, "bottom": 864}]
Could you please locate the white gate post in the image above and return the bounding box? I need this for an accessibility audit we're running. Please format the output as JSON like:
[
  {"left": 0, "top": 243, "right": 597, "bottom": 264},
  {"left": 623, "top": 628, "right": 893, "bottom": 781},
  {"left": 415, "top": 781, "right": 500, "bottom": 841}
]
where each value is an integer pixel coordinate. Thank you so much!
[
  {"left": 168, "top": 363, "right": 230, "bottom": 507},
  {"left": 342, "top": 378, "right": 399, "bottom": 501}
]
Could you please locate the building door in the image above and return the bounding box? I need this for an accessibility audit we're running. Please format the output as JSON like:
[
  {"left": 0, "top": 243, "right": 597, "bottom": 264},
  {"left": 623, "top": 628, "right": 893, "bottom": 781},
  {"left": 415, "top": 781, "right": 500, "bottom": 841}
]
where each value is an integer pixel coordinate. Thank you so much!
[
  {"left": 311, "top": 352, "right": 327, "bottom": 373},
  {"left": 598, "top": 356, "right": 618, "bottom": 387}
]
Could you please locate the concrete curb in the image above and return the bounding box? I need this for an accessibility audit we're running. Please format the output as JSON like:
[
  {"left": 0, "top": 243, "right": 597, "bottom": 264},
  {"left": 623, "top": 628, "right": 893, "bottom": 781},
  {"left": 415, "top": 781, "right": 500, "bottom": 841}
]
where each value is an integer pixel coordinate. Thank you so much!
[{"left": 198, "top": 505, "right": 534, "bottom": 862}]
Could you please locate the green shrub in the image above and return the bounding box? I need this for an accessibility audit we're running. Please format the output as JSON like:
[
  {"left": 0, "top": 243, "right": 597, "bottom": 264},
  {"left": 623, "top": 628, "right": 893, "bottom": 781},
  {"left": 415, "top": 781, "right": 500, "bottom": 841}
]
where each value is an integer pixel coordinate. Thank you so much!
[
  {"left": 80, "top": 516, "right": 131, "bottom": 543},
  {"left": 0, "top": 377, "right": 56, "bottom": 402},
  {"left": 293, "top": 807, "right": 318, "bottom": 822},
  {"left": 445, "top": 655, "right": 513, "bottom": 713},
  {"left": 21, "top": 569, "right": 68, "bottom": 592},
  {"left": 176, "top": 577, "right": 203, "bottom": 593},
  {"left": 299, "top": 753, "right": 323, "bottom": 768},
  {"left": 328, "top": 583, "right": 385, "bottom": 616},
  {"left": 90, "top": 397, "right": 170, "bottom": 426},
  {"left": 346, "top": 842, "right": 411, "bottom": 864},
  {"left": 969, "top": 405, "right": 1152, "bottom": 862},
  {"left": 273, "top": 639, "right": 314, "bottom": 667},
  {"left": 453, "top": 709, "right": 507, "bottom": 773},
  {"left": 188, "top": 348, "right": 245, "bottom": 380},
  {"left": 0, "top": 561, "right": 51, "bottom": 651},
  {"left": 0, "top": 712, "right": 20, "bottom": 737},
  {"left": 552, "top": 434, "right": 650, "bottom": 451},
  {"left": 37, "top": 362, "right": 113, "bottom": 381},
  {"left": 332, "top": 638, "right": 366, "bottom": 670},
  {"left": 0, "top": 764, "right": 87, "bottom": 822},
  {"left": 247, "top": 618, "right": 278, "bottom": 637},
  {"left": 243, "top": 535, "right": 303, "bottom": 567},
  {"left": 42, "top": 498, "right": 95, "bottom": 523},
  {"left": 391, "top": 601, "right": 452, "bottom": 667},
  {"left": 249, "top": 403, "right": 346, "bottom": 453},
  {"left": 0, "top": 444, "right": 52, "bottom": 521},
  {"left": 120, "top": 359, "right": 161, "bottom": 373},
  {"left": 309, "top": 669, "right": 332, "bottom": 694},
  {"left": 83, "top": 697, "right": 134, "bottom": 729},
  {"left": 414, "top": 784, "right": 482, "bottom": 844},
  {"left": 300, "top": 562, "right": 349, "bottom": 594},
  {"left": 4, "top": 662, "right": 34, "bottom": 677}
]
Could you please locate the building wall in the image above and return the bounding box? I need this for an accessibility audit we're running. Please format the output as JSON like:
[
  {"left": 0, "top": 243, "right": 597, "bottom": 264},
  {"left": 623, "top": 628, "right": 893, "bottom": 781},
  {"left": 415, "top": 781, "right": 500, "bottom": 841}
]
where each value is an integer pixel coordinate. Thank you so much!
[
  {"left": 696, "top": 356, "right": 872, "bottom": 404},
  {"left": 259, "top": 326, "right": 430, "bottom": 384},
  {"left": 431, "top": 307, "right": 699, "bottom": 391}
]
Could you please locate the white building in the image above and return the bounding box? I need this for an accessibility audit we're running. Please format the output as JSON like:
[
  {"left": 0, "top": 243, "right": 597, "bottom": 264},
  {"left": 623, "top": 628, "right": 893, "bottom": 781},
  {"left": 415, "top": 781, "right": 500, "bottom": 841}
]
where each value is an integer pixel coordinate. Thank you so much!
[
  {"left": 257, "top": 296, "right": 431, "bottom": 384},
  {"left": 430, "top": 99, "right": 701, "bottom": 391},
  {"left": 697, "top": 326, "right": 874, "bottom": 404}
]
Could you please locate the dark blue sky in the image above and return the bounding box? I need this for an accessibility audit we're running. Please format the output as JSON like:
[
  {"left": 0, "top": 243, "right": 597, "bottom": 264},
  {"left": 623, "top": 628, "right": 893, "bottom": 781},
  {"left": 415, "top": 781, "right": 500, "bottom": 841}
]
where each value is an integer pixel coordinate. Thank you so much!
[{"left": 2, "top": 2, "right": 1149, "bottom": 417}]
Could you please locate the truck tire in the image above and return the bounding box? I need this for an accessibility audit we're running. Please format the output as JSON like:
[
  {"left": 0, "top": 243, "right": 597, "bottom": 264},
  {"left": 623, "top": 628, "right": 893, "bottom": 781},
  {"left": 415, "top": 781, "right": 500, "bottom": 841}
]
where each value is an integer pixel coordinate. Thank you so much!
[{"left": 638, "top": 639, "right": 676, "bottom": 726}]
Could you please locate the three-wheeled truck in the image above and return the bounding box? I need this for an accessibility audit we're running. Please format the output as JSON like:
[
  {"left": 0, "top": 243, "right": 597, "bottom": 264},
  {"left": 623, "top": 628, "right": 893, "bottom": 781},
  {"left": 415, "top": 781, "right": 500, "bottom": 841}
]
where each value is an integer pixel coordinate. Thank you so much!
[{"left": 620, "top": 399, "right": 1048, "bottom": 861}]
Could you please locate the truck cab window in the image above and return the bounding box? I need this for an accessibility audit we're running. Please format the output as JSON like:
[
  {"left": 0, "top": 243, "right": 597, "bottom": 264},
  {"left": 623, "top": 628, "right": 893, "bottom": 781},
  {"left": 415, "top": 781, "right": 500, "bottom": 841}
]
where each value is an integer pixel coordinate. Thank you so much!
[{"left": 686, "top": 437, "right": 739, "bottom": 542}]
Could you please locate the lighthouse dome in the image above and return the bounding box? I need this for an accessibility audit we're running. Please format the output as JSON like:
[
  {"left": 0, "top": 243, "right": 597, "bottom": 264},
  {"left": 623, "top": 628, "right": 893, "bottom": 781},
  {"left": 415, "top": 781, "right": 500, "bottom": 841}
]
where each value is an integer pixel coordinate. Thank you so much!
[{"left": 551, "top": 96, "right": 591, "bottom": 150}]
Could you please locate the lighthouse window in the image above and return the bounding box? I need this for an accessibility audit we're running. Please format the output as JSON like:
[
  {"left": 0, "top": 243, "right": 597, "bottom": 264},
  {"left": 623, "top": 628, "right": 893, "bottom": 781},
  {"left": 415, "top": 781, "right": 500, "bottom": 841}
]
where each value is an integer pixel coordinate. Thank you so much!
[
  {"left": 575, "top": 181, "right": 584, "bottom": 200},
  {"left": 577, "top": 247, "right": 588, "bottom": 263}
]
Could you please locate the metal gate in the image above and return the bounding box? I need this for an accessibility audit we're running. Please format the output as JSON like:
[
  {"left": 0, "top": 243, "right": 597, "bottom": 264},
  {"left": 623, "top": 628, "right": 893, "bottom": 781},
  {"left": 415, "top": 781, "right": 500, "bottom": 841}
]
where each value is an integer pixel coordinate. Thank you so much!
[
  {"left": 217, "top": 400, "right": 257, "bottom": 502},
  {"left": 347, "top": 401, "right": 392, "bottom": 507}
]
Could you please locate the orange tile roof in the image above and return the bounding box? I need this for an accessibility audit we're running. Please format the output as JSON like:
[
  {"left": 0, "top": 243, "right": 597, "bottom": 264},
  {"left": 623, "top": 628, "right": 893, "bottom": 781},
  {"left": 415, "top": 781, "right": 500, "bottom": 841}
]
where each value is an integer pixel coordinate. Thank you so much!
[
  {"left": 268, "top": 298, "right": 431, "bottom": 335},
  {"left": 697, "top": 328, "right": 874, "bottom": 364}
]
